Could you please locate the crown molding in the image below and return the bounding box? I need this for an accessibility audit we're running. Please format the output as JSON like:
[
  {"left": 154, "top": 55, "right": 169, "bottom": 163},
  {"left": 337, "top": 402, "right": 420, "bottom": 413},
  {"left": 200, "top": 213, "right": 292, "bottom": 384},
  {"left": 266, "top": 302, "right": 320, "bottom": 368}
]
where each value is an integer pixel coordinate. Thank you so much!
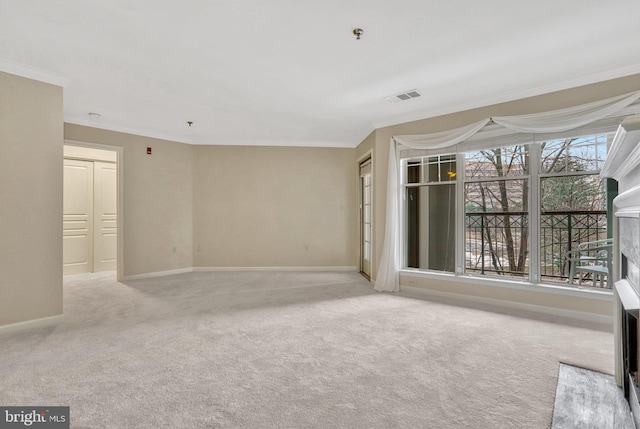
[
  {"left": 190, "top": 137, "right": 356, "bottom": 148},
  {"left": 66, "top": 117, "right": 356, "bottom": 148},
  {"left": 372, "top": 63, "right": 640, "bottom": 130},
  {"left": 0, "top": 58, "right": 70, "bottom": 87},
  {"left": 65, "top": 117, "right": 196, "bottom": 145}
]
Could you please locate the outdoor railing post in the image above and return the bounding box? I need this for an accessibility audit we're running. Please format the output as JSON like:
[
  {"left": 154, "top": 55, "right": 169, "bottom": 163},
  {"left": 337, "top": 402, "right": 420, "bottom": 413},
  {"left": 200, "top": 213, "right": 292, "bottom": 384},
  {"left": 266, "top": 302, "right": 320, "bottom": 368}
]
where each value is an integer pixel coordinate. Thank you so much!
[
  {"left": 567, "top": 214, "right": 573, "bottom": 283},
  {"left": 481, "top": 214, "right": 485, "bottom": 275}
]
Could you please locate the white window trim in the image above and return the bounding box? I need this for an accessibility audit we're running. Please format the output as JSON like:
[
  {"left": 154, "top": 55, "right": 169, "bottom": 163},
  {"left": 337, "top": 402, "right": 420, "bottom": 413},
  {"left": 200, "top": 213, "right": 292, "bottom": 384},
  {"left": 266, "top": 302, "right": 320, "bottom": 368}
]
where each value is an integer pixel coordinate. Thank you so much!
[
  {"left": 401, "top": 129, "right": 615, "bottom": 292},
  {"left": 399, "top": 268, "right": 613, "bottom": 300}
]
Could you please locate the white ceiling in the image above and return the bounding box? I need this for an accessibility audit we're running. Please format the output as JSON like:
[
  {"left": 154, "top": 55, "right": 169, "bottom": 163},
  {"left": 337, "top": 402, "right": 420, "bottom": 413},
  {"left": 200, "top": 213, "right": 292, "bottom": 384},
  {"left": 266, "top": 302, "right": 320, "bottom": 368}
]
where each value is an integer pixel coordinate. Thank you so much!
[{"left": 2, "top": 0, "right": 640, "bottom": 147}]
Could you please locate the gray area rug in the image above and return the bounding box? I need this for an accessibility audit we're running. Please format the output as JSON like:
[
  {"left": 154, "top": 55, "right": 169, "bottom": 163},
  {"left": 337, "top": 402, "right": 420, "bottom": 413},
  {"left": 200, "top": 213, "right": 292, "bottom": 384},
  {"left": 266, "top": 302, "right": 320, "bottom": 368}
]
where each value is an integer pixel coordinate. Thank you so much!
[
  {"left": 1, "top": 271, "right": 615, "bottom": 428},
  {"left": 552, "top": 363, "right": 634, "bottom": 429}
]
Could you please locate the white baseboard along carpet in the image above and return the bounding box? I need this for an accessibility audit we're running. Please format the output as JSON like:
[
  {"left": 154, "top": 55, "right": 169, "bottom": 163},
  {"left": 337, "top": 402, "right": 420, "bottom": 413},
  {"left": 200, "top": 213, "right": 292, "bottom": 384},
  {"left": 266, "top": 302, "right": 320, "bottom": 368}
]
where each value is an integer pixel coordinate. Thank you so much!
[{"left": 0, "top": 271, "right": 616, "bottom": 428}]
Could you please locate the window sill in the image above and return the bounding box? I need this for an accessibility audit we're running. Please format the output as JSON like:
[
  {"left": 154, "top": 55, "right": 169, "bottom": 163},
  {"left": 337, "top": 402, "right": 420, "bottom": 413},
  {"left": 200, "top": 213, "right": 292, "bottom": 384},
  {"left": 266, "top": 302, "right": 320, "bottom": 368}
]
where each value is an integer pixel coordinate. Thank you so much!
[{"left": 399, "top": 269, "right": 613, "bottom": 301}]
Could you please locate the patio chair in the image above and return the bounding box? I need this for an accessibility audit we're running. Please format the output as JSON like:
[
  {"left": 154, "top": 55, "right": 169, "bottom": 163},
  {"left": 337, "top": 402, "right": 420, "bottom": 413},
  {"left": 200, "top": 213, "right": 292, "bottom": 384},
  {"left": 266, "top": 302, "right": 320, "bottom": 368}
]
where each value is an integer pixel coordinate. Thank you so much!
[{"left": 565, "top": 238, "right": 613, "bottom": 288}]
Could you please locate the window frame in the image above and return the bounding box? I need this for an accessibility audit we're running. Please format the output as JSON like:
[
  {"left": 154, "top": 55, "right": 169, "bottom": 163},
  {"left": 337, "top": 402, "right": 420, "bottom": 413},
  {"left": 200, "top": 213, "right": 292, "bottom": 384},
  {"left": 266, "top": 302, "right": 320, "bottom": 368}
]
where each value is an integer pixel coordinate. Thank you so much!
[
  {"left": 401, "top": 154, "right": 457, "bottom": 273},
  {"left": 463, "top": 171, "right": 531, "bottom": 280},
  {"left": 400, "top": 128, "right": 614, "bottom": 288}
]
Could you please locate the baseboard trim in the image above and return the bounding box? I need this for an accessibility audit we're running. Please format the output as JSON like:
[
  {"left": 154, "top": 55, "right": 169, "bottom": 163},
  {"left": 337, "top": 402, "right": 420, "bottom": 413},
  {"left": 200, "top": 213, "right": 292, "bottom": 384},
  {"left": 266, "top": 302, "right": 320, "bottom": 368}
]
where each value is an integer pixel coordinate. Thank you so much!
[
  {"left": 194, "top": 266, "right": 358, "bottom": 272},
  {"left": 400, "top": 286, "right": 613, "bottom": 327},
  {"left": 123, "top": 266, "right": 358, "bottom": 281},
  {"left": 122, "top": 268, "right": 194, "bottom": 281},
  {"left": 0, "top": 314, "right": 64, "bottom": 336}
]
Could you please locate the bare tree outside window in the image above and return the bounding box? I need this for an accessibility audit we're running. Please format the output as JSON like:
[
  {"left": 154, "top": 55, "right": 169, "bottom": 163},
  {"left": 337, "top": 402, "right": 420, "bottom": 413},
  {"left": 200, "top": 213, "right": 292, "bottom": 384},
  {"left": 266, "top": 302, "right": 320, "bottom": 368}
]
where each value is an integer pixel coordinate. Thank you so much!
[
  {"left": 539, "top": 135, "right": 608, "bottom": 282},
  {"left": 465, "top": 146, "right": 529, "bottom": 277}
]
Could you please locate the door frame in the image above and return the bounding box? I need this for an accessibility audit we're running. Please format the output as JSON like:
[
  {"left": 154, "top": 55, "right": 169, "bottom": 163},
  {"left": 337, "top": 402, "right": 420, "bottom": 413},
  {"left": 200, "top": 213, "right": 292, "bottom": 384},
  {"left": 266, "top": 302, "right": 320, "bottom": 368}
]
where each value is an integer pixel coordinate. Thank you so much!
[
  {"left": 357, "top": 150, "right": 373, "bottom": 282},
  {"left": 64, "top": 139, "right": 124, "bottom": 281}
]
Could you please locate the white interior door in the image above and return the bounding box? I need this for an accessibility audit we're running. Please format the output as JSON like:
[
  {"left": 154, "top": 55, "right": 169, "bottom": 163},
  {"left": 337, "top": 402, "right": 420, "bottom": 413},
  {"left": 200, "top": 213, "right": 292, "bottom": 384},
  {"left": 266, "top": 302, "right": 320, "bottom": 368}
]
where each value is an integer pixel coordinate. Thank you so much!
[
  {"left": 93, "top": 162, "right": 117, "bottom": 272},
  {"left": 63, "top": 159, "right": 94, "bottom": 275}
]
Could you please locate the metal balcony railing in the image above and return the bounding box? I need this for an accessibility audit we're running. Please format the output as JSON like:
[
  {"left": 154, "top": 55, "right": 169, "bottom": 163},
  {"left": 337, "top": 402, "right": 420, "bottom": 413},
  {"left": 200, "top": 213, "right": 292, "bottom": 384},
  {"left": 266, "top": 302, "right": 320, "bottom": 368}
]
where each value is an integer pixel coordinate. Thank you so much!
[
  {"left": 539, "top": 210, "right": 608, "bottom": 285},
  {"left": 465, "top": 210, "right": 608, "bottom": 287}
]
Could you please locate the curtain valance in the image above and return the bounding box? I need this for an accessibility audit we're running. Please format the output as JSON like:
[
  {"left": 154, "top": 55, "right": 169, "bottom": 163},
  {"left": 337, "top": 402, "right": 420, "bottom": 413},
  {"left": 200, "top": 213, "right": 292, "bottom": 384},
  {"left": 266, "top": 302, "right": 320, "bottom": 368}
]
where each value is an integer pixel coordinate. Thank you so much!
[
  {"left": 492, "top": 91, "right": 640, "bottom": 133},
  {"left": 393, "top": 119, "right": 491, "bottom": 149},
  {"left": 393, "top": 91, "right": 640, "bottom": 151}
]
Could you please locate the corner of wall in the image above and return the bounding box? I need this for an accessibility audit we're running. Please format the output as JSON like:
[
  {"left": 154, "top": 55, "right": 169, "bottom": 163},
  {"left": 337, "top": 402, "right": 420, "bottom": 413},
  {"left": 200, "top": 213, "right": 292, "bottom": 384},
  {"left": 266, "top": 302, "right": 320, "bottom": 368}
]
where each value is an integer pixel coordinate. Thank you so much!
[{"left": 0, "top": 71, "right": 64, "bottom": 327}]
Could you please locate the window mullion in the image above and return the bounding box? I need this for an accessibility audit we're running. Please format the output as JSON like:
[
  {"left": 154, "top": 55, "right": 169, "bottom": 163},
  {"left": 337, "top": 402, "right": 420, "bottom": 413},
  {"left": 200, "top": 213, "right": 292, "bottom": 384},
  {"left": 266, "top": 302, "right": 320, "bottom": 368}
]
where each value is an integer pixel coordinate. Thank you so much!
[
  {"left": 456, "top": 153, "right": 465, "bottom": 275},
  {"left": 529, "top": 143, "right": 541, "bottom": 284}
]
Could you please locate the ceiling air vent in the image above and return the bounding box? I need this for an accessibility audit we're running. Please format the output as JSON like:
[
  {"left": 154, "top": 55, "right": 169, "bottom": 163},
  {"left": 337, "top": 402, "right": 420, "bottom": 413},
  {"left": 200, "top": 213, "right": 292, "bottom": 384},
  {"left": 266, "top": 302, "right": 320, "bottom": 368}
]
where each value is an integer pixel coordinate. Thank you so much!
[{"left": 384, "top": 89, "right": 422, "bottom": 103}]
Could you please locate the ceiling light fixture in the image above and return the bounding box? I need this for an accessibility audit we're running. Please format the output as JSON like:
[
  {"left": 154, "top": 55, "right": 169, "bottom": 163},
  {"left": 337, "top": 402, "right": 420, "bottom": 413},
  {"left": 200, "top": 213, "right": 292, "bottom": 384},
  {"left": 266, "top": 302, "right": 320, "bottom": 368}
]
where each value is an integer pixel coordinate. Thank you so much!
[{"left": 353, "top": 28, "right": 363, "bottom": 40}]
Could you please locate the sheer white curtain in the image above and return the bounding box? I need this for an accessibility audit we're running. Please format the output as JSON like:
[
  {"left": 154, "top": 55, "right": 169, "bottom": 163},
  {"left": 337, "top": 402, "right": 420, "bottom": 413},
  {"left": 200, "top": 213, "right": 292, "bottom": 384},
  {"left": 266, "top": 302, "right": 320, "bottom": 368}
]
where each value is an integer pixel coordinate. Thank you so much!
[
  {"left": 492, "top": 91, "right": 640, "bottom": 133},
  {"left": 374, "top": 91, "right": 640, "bottom": 293},
  {"left": 374, "top": 119, "right": 490, "bottom": 292}
]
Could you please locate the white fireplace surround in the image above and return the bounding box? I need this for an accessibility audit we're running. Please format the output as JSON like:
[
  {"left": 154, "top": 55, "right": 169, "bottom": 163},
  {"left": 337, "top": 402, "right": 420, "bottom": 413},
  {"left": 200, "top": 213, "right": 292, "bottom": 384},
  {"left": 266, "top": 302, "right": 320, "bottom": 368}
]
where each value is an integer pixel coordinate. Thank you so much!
[
  {"left": 601, "top": 114, "right": 640, "bottom": 184},
  {"left": 603, "top": 114, "right": 640, "bottom": 427},
  {"left": 612, "top": 194, "right": 640, "bottom": 388}
]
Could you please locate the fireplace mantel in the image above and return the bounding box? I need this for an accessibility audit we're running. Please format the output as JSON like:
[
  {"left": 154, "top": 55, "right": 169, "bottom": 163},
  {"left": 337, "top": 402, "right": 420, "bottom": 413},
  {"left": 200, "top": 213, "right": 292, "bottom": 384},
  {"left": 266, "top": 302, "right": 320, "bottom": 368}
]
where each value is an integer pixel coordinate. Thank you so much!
[
  {"left": 616, "top": 279, "right": 639, "bottom": 315},
  {"left": 601, "top": 114, "right": 640, "bottom": 182},
  {"left": 615, "top": 184, "right": 640, "bottom": 219}
]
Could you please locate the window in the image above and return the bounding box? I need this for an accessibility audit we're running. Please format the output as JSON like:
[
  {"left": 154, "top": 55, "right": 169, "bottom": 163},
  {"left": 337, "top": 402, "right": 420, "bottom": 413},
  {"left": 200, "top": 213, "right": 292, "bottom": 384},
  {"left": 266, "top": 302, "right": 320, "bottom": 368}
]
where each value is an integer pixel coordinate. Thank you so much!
[
  {"left": 404, "top": 155, "right": 456, "bottom": 272},
  {"left": 539, "top": 135, "right": 609, "bottom": 284},
  {"left": 402, "top": 132, "right": 614, "bottom": 288},
  {"left": 464, "top": 145, "right": 529, "bottom": 279}
]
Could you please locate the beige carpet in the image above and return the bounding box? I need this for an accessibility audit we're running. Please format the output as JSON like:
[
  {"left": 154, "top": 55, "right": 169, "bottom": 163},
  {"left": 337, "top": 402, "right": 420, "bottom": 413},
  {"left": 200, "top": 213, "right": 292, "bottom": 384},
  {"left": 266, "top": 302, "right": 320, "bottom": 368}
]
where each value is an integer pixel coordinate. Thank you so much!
[{"left": 0, "top": 271, "right": 614, "bottom": 428}]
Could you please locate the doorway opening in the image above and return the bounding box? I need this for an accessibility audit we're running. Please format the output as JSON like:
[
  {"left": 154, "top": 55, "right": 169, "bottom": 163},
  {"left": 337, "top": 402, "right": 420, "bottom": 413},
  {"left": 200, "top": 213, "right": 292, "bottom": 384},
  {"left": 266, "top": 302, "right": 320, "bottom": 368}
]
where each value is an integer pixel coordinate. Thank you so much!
[
  {"left": 63, "top": 142, "right": 121, "bottom": 279},
  {"left": 359, "top": 156, "right": 372, "bottom": 280}
]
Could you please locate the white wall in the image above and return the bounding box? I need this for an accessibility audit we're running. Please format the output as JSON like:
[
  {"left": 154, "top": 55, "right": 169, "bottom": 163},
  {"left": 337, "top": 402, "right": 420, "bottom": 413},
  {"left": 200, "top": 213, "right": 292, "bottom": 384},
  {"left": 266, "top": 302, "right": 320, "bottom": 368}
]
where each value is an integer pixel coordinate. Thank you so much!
[
  {"left": 64, "top": 128, "right": 358, "bottom": 275},
  {"left": 64, "top": 124, "right": 194, "bottom": 278},
  {"left": 0, "top": 72, "right": 64, "bottom": 326},
  {"left": 193, "top": 145, "right": 357, "bottom": 269}
]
